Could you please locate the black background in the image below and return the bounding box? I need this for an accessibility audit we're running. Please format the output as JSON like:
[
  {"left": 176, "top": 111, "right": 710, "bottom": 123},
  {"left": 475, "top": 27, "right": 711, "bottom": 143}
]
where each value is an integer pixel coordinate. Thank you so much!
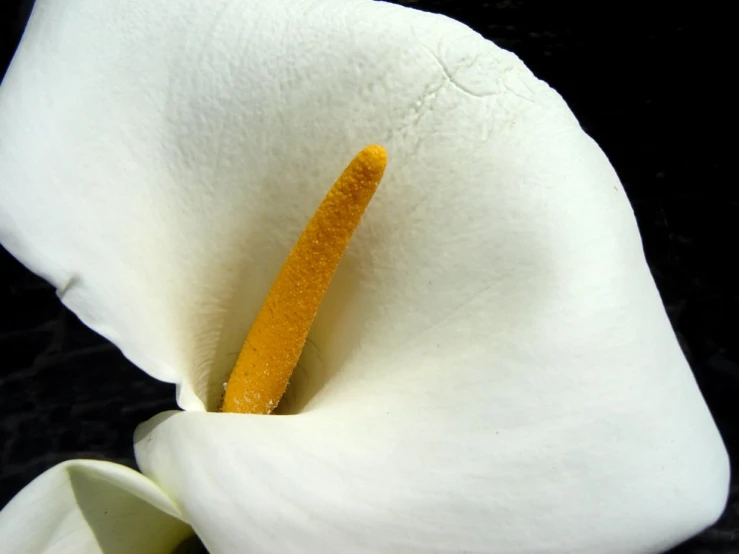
[{"left": 1, "top": 1, "right": 736, "bottom": 552}]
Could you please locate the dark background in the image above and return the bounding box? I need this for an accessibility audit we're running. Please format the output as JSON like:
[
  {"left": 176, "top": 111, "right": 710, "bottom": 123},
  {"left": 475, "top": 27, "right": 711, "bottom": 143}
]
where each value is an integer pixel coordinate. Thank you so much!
[{"left": 1, "top": 1, "right": 736, "bottom": 552}]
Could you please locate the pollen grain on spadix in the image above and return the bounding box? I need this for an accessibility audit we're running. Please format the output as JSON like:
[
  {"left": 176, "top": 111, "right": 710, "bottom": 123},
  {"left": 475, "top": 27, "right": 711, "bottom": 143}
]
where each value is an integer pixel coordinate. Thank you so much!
[{"left": 220, "top": 145, "right": 388, "bottom": 414}]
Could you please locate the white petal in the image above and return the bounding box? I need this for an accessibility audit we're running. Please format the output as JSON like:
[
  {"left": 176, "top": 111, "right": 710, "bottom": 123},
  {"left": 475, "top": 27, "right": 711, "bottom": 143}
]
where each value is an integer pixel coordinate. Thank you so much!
[
  {"left": 136, "top": 410, "right": 726, "bottom": 554},
  {"left": 0, "top": 459, "right": 193, "bottom": 554},
  {"left": 0, "top": 0, "right": 693, "bottom": 414},
  {"left": 2, "top": 0, "right": 729, "bottom": 550}
]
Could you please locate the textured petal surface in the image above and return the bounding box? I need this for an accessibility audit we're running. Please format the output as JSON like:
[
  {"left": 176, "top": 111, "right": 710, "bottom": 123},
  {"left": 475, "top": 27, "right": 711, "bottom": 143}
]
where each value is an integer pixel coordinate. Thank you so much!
[
  {"left": 0, "top": 0, "right": 643, "bottom": 412},
  {"left": 0, "top": 459, "right": 193, "bottom": 554},
  {"left": 0, "top": 0, "right": 729, "bottom": 551}
]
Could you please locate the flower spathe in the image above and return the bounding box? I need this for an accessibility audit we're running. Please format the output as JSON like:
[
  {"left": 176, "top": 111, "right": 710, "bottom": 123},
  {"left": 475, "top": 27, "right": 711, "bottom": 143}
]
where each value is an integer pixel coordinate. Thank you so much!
[
  {"left": 0, "top": 460, "right": 193, "bottom": 554},
  {"left": 0, "top": 0, "right": 729, "bottom": 553}
]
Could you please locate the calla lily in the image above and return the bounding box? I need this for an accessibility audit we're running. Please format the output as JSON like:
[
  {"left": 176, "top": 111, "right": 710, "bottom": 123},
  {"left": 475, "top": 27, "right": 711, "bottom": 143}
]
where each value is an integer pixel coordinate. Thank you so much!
[{"left": 0, "top": 0, "right": 729, "bottom": 552}]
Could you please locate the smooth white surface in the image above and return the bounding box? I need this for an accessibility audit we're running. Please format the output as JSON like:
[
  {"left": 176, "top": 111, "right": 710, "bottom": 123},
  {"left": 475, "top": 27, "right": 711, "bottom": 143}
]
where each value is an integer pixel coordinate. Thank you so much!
[
  {"left": 0, "top": 0, "right": 729, "bottom": 552},
  {"left": 0, "top": 460, "right": 192, "bottom": 554}
]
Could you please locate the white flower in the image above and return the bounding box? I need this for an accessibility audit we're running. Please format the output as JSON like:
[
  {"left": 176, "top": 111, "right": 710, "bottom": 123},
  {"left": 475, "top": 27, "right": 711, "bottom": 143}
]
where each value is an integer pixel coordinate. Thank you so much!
[{"left": 0, "top": 0, "right": 729, "bottom": 553}]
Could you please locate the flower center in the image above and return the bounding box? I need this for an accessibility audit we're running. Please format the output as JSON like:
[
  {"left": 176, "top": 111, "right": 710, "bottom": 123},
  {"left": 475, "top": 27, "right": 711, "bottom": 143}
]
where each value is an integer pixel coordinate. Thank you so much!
[{"left": 220, "top": 145, "right": 388, "bottom": 414}]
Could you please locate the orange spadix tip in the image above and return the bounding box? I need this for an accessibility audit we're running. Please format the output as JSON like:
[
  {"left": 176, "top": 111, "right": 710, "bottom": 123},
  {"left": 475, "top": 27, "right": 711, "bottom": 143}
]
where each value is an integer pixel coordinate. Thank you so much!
[{"left": 220, "top": 145, "right": 387, "bottom": 414}]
